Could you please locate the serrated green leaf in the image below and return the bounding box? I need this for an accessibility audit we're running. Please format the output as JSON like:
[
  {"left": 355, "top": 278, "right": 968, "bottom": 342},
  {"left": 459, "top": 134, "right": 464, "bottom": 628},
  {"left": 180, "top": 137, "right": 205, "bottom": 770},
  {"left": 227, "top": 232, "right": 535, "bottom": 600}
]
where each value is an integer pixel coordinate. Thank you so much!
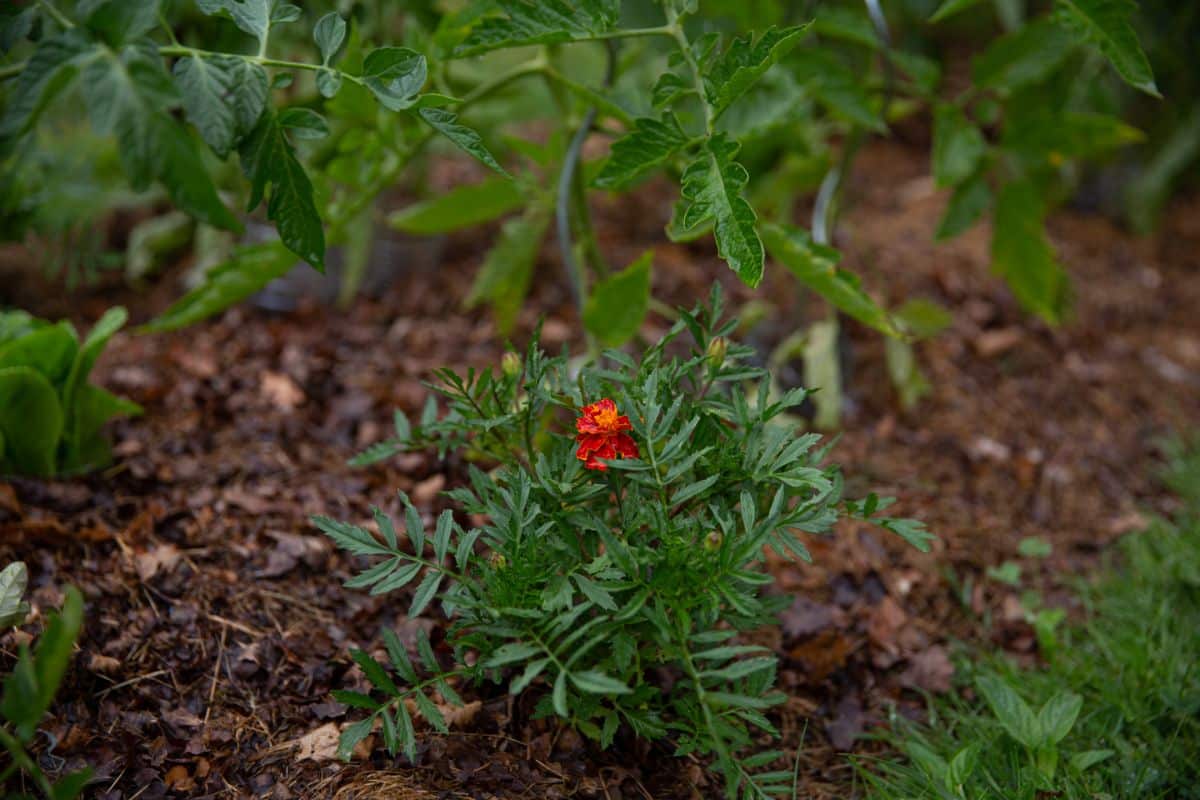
[
  {"left": 79, "top": 0, "right": 159, "bottom": 48},
  {"left": 467, "top": 201, "right": 550, "bottom": 333},
  {"left": 238, "top": 110, "right": 325, "bottom": 269},
  {"left": 173, "top": 54, "right": 268, "bottom": 159},
  {"left": 388, "top": 178, "right": 523, "bottom": 235},
  {"left": 936, "top": 171, "right": 991, "bottom": 240},
  {"left": 761, "top": 222, "right": 902, "bottom": 337},
  {"left": 991, "top": 180, "right": 1068, "bottom": 323},
  {"left": 593, "top": 114, "right": 689, "bottom": 191},
  {"left": 453, "top": 0, "right": 620, "bottom": 57},
  {"left": 352, "top": 648, "right": 399, "bottom": 695},
  {"left": 362, "top": 47, "right": 426, "bottom": 111},
  {"left": 417, "top": 108, "right": 509, "bottom": 177},
  {"left": 570, "top": 670, "right": 631, "bottom": 695},
  {"left": 382, "top": 628, "right": 418, "bottom": 683},
  {"left": 510, "top": 657, "right": 549, "bottom": 693},
  {"left": 312, "top": 515, "right": 393, "bottom": 557},
  {"left": 0, "top": 32, "right": 91, "bottom": 153},
  {"left": 972, "top": 20, "right": 1075, "bottom": 91},
  {"left": 409, "top": 571, "right": 442, "bottom": 617},
  {"left": 433, "top": 510, "right": 453, "bottom": 562},
  {"left": 332, "top": 689, "right": 381, "bottom": 710},
  {"left": 314, "top": 12, "right": 347, "bottom": 65},
  {"left": 552, "top": 669, "right": 569, "bottom": 717},
  {"left": 1054, "top": 0, "right": 1157, "bottom": 95},
  {"left": 699, "top": 656, "right": 776, "bottom": 681},
  {"left": 932, "top": 104, "right": 986, "bottom": 188},
  {"left": 582, "top": 251, "right": 652, "bottom": 347},
  {"left": 337, "top": 716, "right": 375, "bottom": 760},
  {"left": 413, "top": 691, "right": 448, "bottom": 733},
  {"left": 572, "top": 575, "right": 617, "bottom": 611},
  {"left": 676, "top": 134, "right": 763, "bottom": 286},
  {"left": 704, "top": 25, "right": 810, "bottom": 120},
  {"left": 140, "top": 241, "right": 296, "bottom": 333},
  {"left": 485, "top": 642, "right": 541, "bottom": 668},
  {"left": 196, "top": 0, "right": 280, "bottom": 51}
]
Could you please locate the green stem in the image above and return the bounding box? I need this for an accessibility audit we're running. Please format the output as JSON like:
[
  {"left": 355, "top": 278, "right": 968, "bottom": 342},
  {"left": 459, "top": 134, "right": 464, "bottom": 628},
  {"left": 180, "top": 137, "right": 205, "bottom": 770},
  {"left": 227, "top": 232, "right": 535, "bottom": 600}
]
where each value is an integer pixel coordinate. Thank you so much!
[
  {"left": 157, "top": 45, "right": 371, "bottom": 87},
  {"left": 665, "top": 14, "right": 713, "bottom": 135},
  {"left": 0, "top": 61, "right": 24, "bottom": 81},
  {"left": 0, "top": 727, "right": 55, "bottom": 799},
  {"left": 37, "top": 0, "right": 74, "bottom": 30}
]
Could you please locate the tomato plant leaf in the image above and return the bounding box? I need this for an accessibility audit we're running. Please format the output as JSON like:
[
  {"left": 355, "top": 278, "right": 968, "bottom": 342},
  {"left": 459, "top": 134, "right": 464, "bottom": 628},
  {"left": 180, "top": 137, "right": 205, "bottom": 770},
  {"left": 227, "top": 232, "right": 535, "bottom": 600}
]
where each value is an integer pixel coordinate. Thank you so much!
[
  {"left": 173, "top": 54, "right": 269, "bottom": 158},
  {"left": 0, "top": 32, "right": 92, "bottom": 152},
  {"left": 453, "top": 0, "right": 621, "bottom": 57},
  {"left": 676, "top": 134, "right": 764, "bottom": 287},
  {"left": 936, "top": 171, "right": 991, "bottom": 240},
  {"left": 277, "top": 107, "right": 330, "bottom": 140},
  {"left": 972, "top": 20, "right": 1075, "bottom": 91},
  {"left": 932, "top": 104, "right": 986, "bottom": 188},
  {"left": 583, "top": 251, "right": 652, "bottom": 348},
  {"left": 1054, "top": 0, "right": 1157, "bottom": 96},
  {"left": 196, "top": 0, "right": 292, "bottom": 52},
  {"left": 417, "top": 107, "right": 509, "bottom": 177},
  {"left": 991, "top": 180, "right": 1068, "bottom": 323},
  {"left": 388, "top": 177, "right": 524, "bottom": 235},
  {"left": 238, "top": 110, "right": 325, "bottom": 268},
  {"left": 704, "top": 24, "right": 810, "bottom": 120},
  {"left": 79, "top": 0, "right": 159, "bottom": 47},
  {"left": 762, "top": 222, "right": 902, "bottom": 338},
  {"left": 362, "top": 46, "right": 426, "bottom": 111},
  {"left": 791, "top": 48, "right": 886, "bottom": 132},
  {"left": 593, "top": 113, "right": 689, "bottom": 191}
]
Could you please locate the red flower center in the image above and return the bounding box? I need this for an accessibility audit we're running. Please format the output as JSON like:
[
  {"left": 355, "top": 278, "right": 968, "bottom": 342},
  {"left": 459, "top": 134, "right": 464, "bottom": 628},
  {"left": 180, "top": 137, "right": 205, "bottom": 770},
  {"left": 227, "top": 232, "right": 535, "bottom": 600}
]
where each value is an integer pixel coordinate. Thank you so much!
[{"left": 575, "top": 398, "right": 638, "bottom": 471}]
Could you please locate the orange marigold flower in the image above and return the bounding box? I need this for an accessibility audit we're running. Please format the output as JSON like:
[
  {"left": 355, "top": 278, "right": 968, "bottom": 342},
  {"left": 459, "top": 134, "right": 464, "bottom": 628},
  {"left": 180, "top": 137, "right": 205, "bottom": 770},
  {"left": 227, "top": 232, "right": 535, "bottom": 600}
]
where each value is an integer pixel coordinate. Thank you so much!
[{"left": 575, "top": 398, "right": 638, "bottom": 471}]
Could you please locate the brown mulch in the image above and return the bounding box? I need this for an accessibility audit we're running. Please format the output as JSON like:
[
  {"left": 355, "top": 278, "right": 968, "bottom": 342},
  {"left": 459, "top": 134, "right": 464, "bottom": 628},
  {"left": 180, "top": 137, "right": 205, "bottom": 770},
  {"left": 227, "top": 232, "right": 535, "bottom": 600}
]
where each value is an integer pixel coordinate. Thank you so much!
[{"left": 2, "top": 139, "right": 1198, "bottom": 799}]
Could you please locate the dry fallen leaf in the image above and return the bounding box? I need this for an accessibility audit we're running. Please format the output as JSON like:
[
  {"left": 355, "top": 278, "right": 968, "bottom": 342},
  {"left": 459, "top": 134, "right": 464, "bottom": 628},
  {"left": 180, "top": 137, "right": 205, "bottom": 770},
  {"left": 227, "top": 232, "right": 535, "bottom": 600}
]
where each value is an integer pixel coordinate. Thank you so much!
[
  {"left": 134, "top": 543, "right": 181, "bottom": 582},
  {"left": 294, "top": 722, "right": 342, "bottom": 761},
  {"left": 261, "top": 370, "right": 305, "bottom": 410},
  {"left": 900, "top": 645, "right": 955, "bottom": 694}
]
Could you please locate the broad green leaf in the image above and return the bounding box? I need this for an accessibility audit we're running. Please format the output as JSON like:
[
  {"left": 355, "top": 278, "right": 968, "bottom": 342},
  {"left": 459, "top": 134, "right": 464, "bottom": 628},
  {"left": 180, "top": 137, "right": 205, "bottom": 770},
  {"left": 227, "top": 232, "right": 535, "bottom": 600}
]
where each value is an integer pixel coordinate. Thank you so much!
[
  {"left": 0, "top": 321, "right": 78, "bottom": 388},
  {"left": 141, "top": 241, "right": 296, "bottom": 332},
  {"left": 676, "top": 134, "right": 764, "bottom": 287},
  {"left": 930, "top": 0, "right": 984, "bottom": 22},
  {"left": 82, "top": 44, "right": 239, "bottom": 230},
  {"left": 362, "top": 47, "right": 426, "bottom": 111},
  {"left": 704, "top": 25, "right": 810, "bottom": 120},
  {"left": 62, "top": 384, "right": 142, "bottom": 473},
  {"left": 991, "top": 180, "right": 1068, "bottom": 323},
  {"left": 80, "top": 0, "right": 158, "bottom": 47},
  {"left": 936, "top": 172, "right": 991, "bottom": 240},
  {"left": 0, "top": 367, "right": 63, "bottom": 477},
  {"left": 977, "top": 674, "right": 1042, "bottom": 748},
  {"left": 453, "top": 0, "right": 620, "bottom": 57},
  {"left": 0, "top": 562, "right": 29, "bottom": 629},
  {"left": 173, "top": 54, "right": 268, "bottom": 158},
  {"left": 1002, "top": 110, "right": 1142, "bottom": 160},
  {"left": 60, "top": 307, "right": 127, "bottom": 454},
  {"left": 196, "top": 0, "right": 290, "bottom": 52},
  {"left": 417, "top": 108, "right": 509, "bottom": 176},
  {"left": 972, "top": 20, "right": 1075, "bottom": 91},
  {"left": 388, "top": 177, "right": 524, "bottom": 235},
  {"left": 0, "top": 32, "right": 91, "bottom": 151},
  {"left": 1038, "top": 691, "right": 1083, "bottom": 744},
  {"left": 278, "top": 107, "right": 330, "bottom": 140},
  {"left": 314, "top": 12, "right": 347, "bottom": 64},
  {"left": 583, "top": 251, "right": 652, "bottom": 347},
  {"left": 761, "top": 222, "right": 901, "bottom": 337},
  {"left": 238, "top": 110, "right": 325, "bottom": 269},
  {"left": 570, "top": 670, "right": 632, "bottom": 695},
  {"left": 1054, "top": 0, "right": 1157, "bottom": 95},
  {"left": 593, "top": 114, "right": 689, "bottom": 191},
  {"left": 467, "top": 202, "right": 551, "bottom": 333},
  {"left": 932, "top": 104, "right": 986, "bottom": 188}
]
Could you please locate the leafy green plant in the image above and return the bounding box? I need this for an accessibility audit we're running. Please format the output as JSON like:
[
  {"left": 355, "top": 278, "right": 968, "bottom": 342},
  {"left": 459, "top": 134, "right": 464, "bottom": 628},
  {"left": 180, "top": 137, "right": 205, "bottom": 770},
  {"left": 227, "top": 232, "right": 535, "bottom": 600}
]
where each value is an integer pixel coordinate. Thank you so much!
[
  {"left": 0, "top": 563, "right": 89, "bottom": 800},
  {"left": 317, "top": 287, "right": 932, "bottom": 797},
  {"left": 0, "top": 307, "right": 141, "bottom": 477}
]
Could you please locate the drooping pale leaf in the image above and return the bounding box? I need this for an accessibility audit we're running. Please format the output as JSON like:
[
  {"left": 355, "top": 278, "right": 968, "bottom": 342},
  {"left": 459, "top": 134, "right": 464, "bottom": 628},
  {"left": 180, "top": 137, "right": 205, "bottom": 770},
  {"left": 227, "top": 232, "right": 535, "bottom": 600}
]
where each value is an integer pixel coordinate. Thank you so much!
[
  {"left": 362, "top": 47, "right": 426, "bottom": 111},
  {"left": 676, "top": 134, "right": 764, "bottom": 287},
  {"left": 592, "top": 114, "right": 689, "bottom": 191},
  {"left": 932, "top": 104, "right": 986, "bottom": 188},
  {"left": 141, "top": 241, "right": 296, "bottom": 332},
  {"left": 453, "top": 0, "right": 620, "bottom": 57},
  {"left": 173, "top": 54, "right": 269, "bottom": 158},
  {"left": 0, "top": 562, "right": 30, "bottom": 629},
  {"left": 238, "top": 110, "right": 325, "bottom": 269},
  {"left": 703, "top": 24, "right": 810, "bottom": 120},
  {"left": 1054, "top": 0, "right": 1157, "bottom": 96},
  {"left": 0, "top": 367, "right": 62, "bottom": 476},
  {"left": 81, "top": 44, "right": 239, "bottom": 230},
  {"left": 417, "top": 108, "right": 509, "bottom": 176},
  {"left": 761, "top": 222, "right": 902, "bottom": 337},
  {"left": 313, "top": 12, "right": 347, "bottom": 64},
  {"left": 930, "top": 0, "right": 984, "bottom": 22},
  {"left": 277, "top": 107, "right": 330, "bottom": 140},
  {"left": 582, "top": 251, "right": 652, "bottom": 348},
  {"left": 388, "top": 177, "right": 524, "bottom": 235},
  {"left": 936, "top": 171, "right": 991, "bottom": 240},
  {"left": 1002, "top": 110, "right": 1142, "bottom": 160},
  {"left": 991, "top": 180, "right": 1068, "bottom": 323},
  {"left": 971, "top": 20, "right": 1075, "bottom": 91},
  {"left": 467, "top": 203, "right": 550, "bottom": 333}
]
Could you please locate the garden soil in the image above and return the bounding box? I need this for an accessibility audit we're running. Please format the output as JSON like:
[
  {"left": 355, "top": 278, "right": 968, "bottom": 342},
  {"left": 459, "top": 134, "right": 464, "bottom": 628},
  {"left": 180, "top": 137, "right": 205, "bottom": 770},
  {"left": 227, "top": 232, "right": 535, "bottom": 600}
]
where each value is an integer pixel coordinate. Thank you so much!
[{"left": 2, "top": 140, "right": 1199, "bottom": 799}]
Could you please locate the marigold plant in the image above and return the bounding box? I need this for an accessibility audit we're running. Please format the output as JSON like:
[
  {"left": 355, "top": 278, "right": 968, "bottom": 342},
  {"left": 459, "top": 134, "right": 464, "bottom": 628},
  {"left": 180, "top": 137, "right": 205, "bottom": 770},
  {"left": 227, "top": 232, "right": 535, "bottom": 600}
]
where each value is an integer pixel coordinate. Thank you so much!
[{"left": 316, "top": 287, "right": 932, "bottom": 798}]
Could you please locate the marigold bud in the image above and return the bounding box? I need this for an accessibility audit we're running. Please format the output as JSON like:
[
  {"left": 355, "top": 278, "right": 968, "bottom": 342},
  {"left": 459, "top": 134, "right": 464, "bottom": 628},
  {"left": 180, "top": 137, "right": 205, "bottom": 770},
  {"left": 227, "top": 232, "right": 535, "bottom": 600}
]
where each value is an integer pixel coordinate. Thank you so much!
[
  {"left": 501, "top": 352, "right": 522, "bottom": 377},
  {"left": 706, "top": 337, "right": 727, "bottom": 369},
  {"left": 703, "top": 530, "right": 723, "bottom": 551},
  {"left": 488, "top": 552, "right": 507, "bottom": 569}
]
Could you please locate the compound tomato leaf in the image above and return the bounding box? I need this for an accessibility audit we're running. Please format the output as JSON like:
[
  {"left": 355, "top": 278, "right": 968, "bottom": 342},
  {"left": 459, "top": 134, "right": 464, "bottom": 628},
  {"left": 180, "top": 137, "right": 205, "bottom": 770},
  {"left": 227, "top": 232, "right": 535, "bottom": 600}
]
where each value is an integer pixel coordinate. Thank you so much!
[
  {"left": 593, "top": 114, "right": 689, "bottom": 191},
  {"left": 0, "top": 32, "right": 92, "bottom": 153},
  {"left": 703, "top": 24, "right": 810, "bottom": 120},
  {"left": 676, "top": 134, "right": 764, "bottom": 287},
  {"left": 174, "top": 54, "right": 268, "bottom": 158},
  {"left": 1053, "top": 0, "right": 1158, "bottom": 96},
  {"left": 238, "top": 110, "right": 325, "bottom": 269},
  {"left": 362, "top": 47, "right": 426, "bottom": 111},
  {"left": 140, "top": 241, "right": 297, "bottom": 333},
  {"left": 453, "top": 0, "right": 620, "bottom": 57},
  {"left": 417, "top": 107, "right": 509, "bottom": 177}
]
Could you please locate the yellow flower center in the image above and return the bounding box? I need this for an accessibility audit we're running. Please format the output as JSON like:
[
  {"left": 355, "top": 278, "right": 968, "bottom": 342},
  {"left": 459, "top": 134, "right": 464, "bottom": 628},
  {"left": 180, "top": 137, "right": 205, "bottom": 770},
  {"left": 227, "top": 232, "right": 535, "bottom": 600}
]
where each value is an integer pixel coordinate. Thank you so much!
[{"left": 593, "top": 404, "right": 620, "bottom": 430}]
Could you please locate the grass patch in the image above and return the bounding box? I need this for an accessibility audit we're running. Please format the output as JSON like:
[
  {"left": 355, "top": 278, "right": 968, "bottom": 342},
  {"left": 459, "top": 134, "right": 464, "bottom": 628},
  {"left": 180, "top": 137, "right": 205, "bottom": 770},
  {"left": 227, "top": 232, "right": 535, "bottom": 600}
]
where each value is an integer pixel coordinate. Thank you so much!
[{"left": 859, "top": 443, "right": 1200, "bottom": 800}]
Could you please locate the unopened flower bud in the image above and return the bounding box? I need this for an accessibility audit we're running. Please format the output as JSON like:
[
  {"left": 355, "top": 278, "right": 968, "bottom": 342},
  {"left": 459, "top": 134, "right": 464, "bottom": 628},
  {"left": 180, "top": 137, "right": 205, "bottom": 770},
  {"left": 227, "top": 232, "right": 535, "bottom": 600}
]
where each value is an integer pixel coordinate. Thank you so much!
[
  {"left": 703, "top": 530, "right": 723, "bottom": 551},
  {"left": 501, "top": 352, "right": 522, "bottom": 377},
  {"left": 488, "top": 551, "right": 507, "bottom": 569},
  {"left": 706, "top": 337, "right": 727, "bottom": 369}
]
